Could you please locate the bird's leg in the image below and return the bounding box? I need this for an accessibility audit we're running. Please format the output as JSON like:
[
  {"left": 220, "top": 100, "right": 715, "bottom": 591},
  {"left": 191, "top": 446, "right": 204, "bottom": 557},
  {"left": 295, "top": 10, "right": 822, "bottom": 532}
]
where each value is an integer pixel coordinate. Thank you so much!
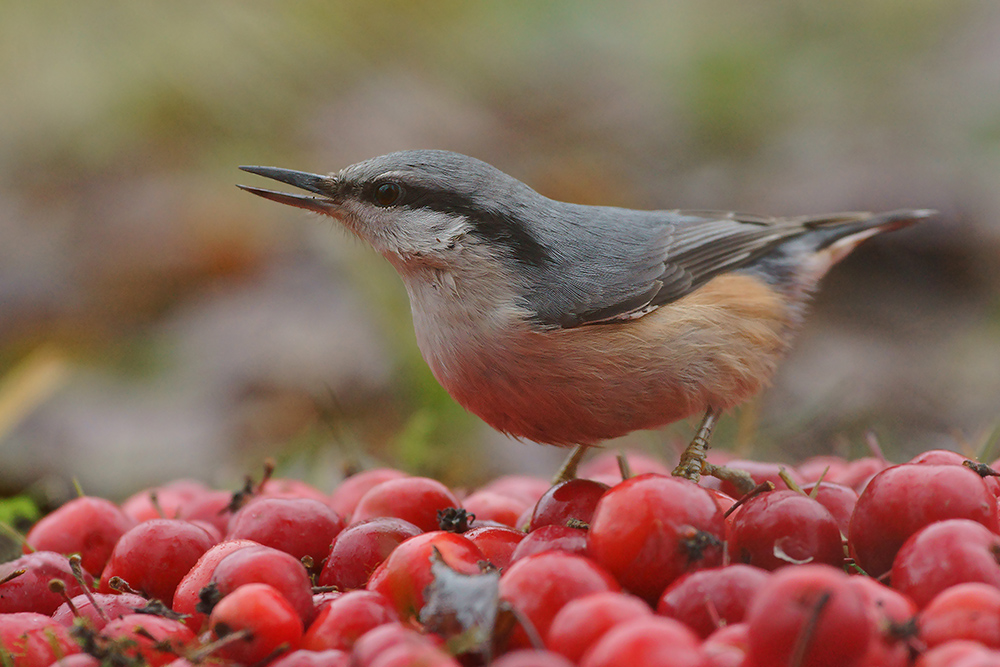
[
  {"left": 671, "top": 407, "right": 719, "bottom": 483},
  {"left": 672, "top": 406, "right": 756, "bottom": 495},
  {"left": 552, "top": 444, "right": 590, "bottom": 485}
]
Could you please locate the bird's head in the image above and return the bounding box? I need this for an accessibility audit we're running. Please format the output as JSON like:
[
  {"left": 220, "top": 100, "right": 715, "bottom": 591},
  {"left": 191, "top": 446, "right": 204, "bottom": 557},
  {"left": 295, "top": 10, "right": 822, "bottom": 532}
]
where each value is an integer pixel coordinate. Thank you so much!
[{"left": 238, "top": 150, "right": 552, "bottom": 274}]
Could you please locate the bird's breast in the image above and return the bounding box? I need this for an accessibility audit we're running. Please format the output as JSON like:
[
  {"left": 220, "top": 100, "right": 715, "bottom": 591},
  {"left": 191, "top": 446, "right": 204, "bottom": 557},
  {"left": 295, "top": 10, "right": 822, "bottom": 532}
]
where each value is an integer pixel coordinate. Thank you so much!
[{"left": 405, "top": 271, "right": 798, "bottom": 446}]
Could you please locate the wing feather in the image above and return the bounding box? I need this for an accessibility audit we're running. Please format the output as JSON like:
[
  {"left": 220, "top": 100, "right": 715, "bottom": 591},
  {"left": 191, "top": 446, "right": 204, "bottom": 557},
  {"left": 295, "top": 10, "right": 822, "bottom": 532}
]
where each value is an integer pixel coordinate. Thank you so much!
[{"left": 538, "top": 209, "right": 888, "bottom": 328}]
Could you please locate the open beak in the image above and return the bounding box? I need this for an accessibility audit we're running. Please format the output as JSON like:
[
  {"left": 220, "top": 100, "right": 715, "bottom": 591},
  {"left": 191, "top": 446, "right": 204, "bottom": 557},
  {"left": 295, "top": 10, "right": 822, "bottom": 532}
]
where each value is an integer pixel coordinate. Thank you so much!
[{"left": 237, "top": 166, "right": 340, "bottom": 215}]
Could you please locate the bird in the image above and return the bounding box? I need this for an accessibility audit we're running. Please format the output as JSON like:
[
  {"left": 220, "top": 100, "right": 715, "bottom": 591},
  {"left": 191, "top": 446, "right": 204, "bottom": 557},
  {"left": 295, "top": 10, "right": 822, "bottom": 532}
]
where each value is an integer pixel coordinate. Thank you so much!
[{"left": 238, "top": 150, "right": 931, "bottom": 487}]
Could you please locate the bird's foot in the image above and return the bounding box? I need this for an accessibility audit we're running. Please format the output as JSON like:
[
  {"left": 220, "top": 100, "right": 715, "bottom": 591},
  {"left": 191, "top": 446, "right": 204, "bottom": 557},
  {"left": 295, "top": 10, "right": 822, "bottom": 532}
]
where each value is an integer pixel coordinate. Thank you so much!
[
  {"left": 702, "top": 462, "right": 756, "bottom": 497},
  {"left": 671, "top": 449, "right": 707, "bottom": 483},
  {"left": 671, "top": 407, "right": 719, "bottom": 484}
]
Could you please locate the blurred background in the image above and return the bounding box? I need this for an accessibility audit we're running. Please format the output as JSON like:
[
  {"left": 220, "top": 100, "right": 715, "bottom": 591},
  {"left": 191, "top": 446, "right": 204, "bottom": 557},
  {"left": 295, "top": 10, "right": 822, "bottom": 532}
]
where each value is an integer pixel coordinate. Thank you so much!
[{"left": 1, "top": 0, "right": 998, "bottom": 506}]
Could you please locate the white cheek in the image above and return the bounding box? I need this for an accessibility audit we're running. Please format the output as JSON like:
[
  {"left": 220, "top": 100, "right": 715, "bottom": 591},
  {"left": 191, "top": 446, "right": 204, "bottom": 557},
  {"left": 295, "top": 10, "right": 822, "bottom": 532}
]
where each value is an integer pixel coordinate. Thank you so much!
[
  {"left": 391, "top": 209, "right": 468, "bottom": 256},
  {"left": 334, "top": 203, "right": 394, "bottom": 254},
  {"left": 339, "top": 205, "right": 468, "bottom": 261}
]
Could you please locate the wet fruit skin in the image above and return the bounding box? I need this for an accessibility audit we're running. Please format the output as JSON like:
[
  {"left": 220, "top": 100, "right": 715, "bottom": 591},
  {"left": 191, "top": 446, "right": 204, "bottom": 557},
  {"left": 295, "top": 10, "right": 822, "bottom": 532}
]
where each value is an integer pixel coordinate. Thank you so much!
[
  {"left": 0, "top": 613, "right": 81, "bottom": 667},
  {"left": 510, "top": 524, "right": 589, "bottom": 563},
  {"left": 918, "top": 582, "right": 1000, "bottom": 649},
  {"left": 172, "top": 539, "right": 260, "bottom": 631},
  {"left": 300, "top": 590, "right": 399, "bottom": 651},
  {"left": 51, "top": 592, "right": 149, "bottom": 630},
  {"left": 329, "top": 468, "right": 409, "bottom": 518},
  {"left": 891, "top": 518, "right": 1000, "bottom": 608},
  {"left": 98, "top": 519, "right": 216, "bottom": 607},
  {"left": 209, "top": 583, "right": 304, "bottom": 665},
  {"left": 546, "top": 591, "right": 652, "bottom": 663},
  {"left": 226, "top": 496, "right": 345, "bottom": 570},
  {"left": 800, "top": 481, "right": 858, "bottom": 535},
  {"left": 727, "top": 490, "right": 844, "bottom": 571},
  {"left": 351, "top": 477, "right": 462, "bottom": 532},
  {"left": 745, "top": 564, "right": 876, "bottom": 667},
  {"left": 210, "top": 544, "right": 316, "bottom": 627},
  {"left": 657, "top": 564, "right": 772, "bottom": 638},
  {"left": 366, "top": 531, "right": 486, "bottom": 619},
  {"left": 579, "top": 616, "right": 706, "bottom": 667},
  {"left": 24, "top": 496, "right": 136, "bottom": 576},
  {"left": 499, "top": 551, "right": 621, "bottom": 650},
  {"left": 318, "top": 518, "right": 422, "bottom": 590},
  {"left": 0, "top": 551, "right": 94, "bottom": 615},
  {"left": 529, "top": 478, "right": 609, "bottom": 531},
  {"left": 587, "top": 474, "right": 725, "bottom": 603},
  {"left": 100, "top": 614, "right": 197, "bottom": 667},
  {"left": 464, "top": 525, "right": 526, "bottom": 571},
  {"left": 848, "top": 463, "right": 999, "bottom": 579}
]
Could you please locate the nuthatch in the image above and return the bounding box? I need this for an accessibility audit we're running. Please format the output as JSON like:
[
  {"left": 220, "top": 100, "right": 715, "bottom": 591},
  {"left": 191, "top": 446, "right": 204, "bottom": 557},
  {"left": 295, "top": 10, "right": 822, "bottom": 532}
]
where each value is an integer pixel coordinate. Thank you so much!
[{"left": 238, "top": 150, "right": 931, "bottom": 485}]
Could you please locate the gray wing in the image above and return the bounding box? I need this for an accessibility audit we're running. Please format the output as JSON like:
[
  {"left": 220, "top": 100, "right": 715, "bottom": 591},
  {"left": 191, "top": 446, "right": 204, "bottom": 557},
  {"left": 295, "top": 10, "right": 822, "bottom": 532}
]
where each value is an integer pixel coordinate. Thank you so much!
[{"left": 529, "top": 209, "right": 870, "bottom": 329}]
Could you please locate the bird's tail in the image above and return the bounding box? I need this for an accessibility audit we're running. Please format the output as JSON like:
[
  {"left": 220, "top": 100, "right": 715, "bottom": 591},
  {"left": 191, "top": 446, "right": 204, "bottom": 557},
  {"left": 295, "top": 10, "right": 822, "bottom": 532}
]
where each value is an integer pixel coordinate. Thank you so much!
[
  {"left": 802, "top": 208, "right": 933, "bottom": 238},
  {"left": 795, "top": 208, "right": 934, "bottom": 284}
]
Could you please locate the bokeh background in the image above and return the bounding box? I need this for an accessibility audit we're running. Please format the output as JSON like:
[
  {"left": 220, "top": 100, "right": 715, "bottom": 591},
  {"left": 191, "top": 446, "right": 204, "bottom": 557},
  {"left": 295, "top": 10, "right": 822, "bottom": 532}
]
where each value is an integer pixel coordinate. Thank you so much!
[{"left": 2, "top": 1, "right": 998, "bottom": 506}]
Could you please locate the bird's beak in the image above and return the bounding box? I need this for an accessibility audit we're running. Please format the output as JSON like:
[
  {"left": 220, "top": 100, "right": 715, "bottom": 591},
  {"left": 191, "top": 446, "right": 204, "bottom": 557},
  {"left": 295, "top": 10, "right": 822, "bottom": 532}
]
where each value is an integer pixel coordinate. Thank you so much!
[{"left": 237, "top": 166, "right": 341, "bottom": 215}]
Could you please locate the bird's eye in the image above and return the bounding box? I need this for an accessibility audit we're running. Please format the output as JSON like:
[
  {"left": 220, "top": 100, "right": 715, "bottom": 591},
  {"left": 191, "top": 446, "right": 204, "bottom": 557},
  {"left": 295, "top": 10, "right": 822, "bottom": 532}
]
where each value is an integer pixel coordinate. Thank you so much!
[{"left": 374, "top": 182, "right": 403, "bottom": 207}]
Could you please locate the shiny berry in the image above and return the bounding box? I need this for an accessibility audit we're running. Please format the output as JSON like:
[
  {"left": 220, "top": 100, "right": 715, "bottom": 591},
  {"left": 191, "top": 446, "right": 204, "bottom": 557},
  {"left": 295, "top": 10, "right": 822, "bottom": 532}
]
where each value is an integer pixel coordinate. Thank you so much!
[
  {"left": 579, "top": 616, "right": 705, "bottom": 667},
  {"left": 510, "top": 525, "right": 588, "bottom": 562},
  {"left": 317, "top": 517, "right": 422, "bottom": 590},
  {"left": 464, "top": 525, "right": 525, "bottom": 571},
  {"left": 491, "top": 650, "right": 576, "bottom": 667},
  {"left": 120, "top": 479, "right": 213, "bottom": 522},
  {"left": 0, "top": 551, "right": 93, "bottom": 615},
  {"left": 351, "top": 477, "right": 461, "bottom": 532},
  {"left": 24, "top": 496, "right": 135, "bottom": 576},
  {"left": 329, "top": 469, "right": 409, "bottom": 518},
  {"left": 100, "top": 614, "right": 196, "bottom": 667},
  {"left": 0, "top": 613, "right": 81, "bottom": 667},
  {"left": 849, "top": 464, "right": 999, "bottom": 578},
  {"left": 300, "top": 590, "right": 399, "bottom": 651},
  {"left": 800, "top": 482, "right": 858, "bottom": 536},
  {"left": 477, "top": 475, "right": 552, "bottom": 507},
  {"left": 99, "top": 519, "right": 216, "bottom": 606},
  {"left": 52, "top": 592, "right": 148, "bottom": 630},
  {"left": 529, "top": 478, "right": 608, "bottom": 531},
  {"left": 588, "top": 474, "right": 725, "bottom": 603},
  {"left": 499, "top": 552, "right": 620, "bottom": 650},
  {"left": 918, "top": 582, "right": 1000, "bottom": 649},
  {"left": 269, "top": 649, "right": 350, "bottom": 667},
  {"left": 657, "top": 564, "right": 771, "bottom": 638},
  {"left": 171, "top": 538, "right": 259, "bottom": 631},
  {"left": 727, "top": 490, "right": 844, "bottom": 570},
  {"left": 702, "top": 622, "right": 750, "bottom": 667},
  {"left": 847, "top": 576, "right": 915, "bottom": 667},
  {"left": 226, "top": 496, "right": 345, "bottom": 570},
  {"left": 546, "top": 591, "right": 652, "bottom": 663},
  {"left": 462, "top": 489, "right": 531, "bottom": 527},
  {"left": 892, "top": 518, "right": 1000, "bottom": 608},
  {"left": 350, "top": 623, "right": 445, "bottom": 667},
  {"left": 209, "top": 583, "right": 304, "bottom": 664},
  {"left": 367, "top": 531, "right": 486, "bottom": 619},
  {"left": 746, "top": 564, "right": 876, "bottom": 667},
  {"left": 211, "top": 544, "right": 315, "bottom": 627}
]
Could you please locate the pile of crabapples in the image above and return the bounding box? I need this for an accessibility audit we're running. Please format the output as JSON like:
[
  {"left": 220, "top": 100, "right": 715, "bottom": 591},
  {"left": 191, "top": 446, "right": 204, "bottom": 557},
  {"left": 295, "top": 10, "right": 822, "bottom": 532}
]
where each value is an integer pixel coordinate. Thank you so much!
[{"left": 4, "top": 446, "right": 1000, "bottom": 667}]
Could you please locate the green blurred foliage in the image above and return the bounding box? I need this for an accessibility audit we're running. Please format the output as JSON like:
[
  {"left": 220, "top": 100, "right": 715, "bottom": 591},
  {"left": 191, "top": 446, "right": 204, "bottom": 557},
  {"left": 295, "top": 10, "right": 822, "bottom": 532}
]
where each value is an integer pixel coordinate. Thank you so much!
[{"left": 0, "top": 495, "right": 39, "bottom": 562}]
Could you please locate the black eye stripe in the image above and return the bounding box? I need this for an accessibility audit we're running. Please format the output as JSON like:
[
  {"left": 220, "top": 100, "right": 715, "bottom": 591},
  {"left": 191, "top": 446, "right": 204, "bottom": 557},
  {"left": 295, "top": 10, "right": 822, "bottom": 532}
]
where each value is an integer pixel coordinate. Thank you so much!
[
  {"left": 358, "top": 178, "right": 551, "bottom": 268},
  {"left": 396, "top": 183, "right": 552, "bottom": 269}
]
